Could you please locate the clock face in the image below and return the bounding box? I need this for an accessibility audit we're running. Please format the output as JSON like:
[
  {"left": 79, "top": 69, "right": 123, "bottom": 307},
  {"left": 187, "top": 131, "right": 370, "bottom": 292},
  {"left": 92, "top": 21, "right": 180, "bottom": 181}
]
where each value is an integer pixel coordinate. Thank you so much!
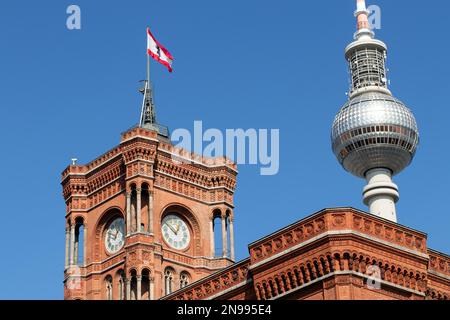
[
  {"left": 104, "top": 218, "right": 125, "bottom": 254},
  {"left": 162, "top": 214, "right": 191, "bottom": 250}
]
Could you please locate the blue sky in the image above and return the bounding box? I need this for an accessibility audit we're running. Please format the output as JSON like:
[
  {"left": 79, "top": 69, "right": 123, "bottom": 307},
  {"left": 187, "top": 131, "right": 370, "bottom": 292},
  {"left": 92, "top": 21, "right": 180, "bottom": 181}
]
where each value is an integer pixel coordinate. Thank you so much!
[{"left": 0, "top": 0, "right": 448, "bottom": 299}]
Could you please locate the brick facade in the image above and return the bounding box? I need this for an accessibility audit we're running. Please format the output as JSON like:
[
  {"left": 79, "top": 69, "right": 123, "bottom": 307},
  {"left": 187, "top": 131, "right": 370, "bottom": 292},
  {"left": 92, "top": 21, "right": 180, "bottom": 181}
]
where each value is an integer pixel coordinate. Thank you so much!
[
  {"left": 62, "top": 127, "right": 237, "bottom": 300},
  {"left": 62, "top": 129, "right": 450, "bottom": 301},
  {"left": 162, "top": 208, "right": 450, "bottom": 300}
]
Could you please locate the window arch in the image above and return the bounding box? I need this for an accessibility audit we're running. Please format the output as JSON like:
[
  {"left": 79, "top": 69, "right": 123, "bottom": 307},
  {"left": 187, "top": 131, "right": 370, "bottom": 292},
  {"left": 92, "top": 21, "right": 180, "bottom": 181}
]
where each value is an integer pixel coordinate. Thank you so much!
[
  {"left": 105, "top": 275, "right": 113, "bottom": 300},
  {"left": 164, "top": 267, "right": 175, "bottom": 295},
  {"left": 141, "top": 183, "right": 151, "bottom": 233},
  {"left": 141, "top": 268, "right": 151, "bottom": 300},
  {"left": 130, "top": 269, "right": 137, "bottom": 300},
  {"left": 180, "top": 271, "right": 190, "bottom": 289},
  {"left": 73, "top": 217, "right": 85, "bottom": 265},
  {"left": 130, "top": 185, "right": 137, "bottom": 233},
  {"left": 212, "top": 209, "right": 231, "bottom": 258},
  {"left": 116, "top": 270, "right": 125, "bottom": 300}
]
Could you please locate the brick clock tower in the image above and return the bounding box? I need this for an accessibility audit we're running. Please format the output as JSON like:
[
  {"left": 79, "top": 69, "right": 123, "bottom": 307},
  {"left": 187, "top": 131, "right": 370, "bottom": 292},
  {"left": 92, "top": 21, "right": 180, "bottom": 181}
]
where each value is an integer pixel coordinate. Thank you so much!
[{"left": 62, "top": 81, "right": 237, "bottom": 300}]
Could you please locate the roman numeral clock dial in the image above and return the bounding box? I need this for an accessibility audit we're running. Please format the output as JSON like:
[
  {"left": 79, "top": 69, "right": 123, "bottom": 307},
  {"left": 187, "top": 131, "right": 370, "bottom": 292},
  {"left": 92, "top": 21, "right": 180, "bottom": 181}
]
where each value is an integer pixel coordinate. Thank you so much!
[
  {"left": 162, "top": 214, "right": 191, "bottom": 250},
  {"left": 104, "top": 218, "right": 125, "bottom": 254}
]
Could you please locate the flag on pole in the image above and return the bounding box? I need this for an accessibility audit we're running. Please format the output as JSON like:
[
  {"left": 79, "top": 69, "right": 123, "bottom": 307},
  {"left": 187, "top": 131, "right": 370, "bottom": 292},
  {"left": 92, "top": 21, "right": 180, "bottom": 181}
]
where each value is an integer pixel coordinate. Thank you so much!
[{"left": 147, "top": 27, "right": 174, "bottom": 72}]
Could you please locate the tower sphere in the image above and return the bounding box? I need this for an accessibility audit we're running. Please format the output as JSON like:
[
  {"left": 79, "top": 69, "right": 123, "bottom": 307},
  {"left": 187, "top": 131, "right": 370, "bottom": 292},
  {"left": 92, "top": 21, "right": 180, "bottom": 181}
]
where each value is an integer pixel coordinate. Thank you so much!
[{"left": 331, "top": 91, "right": 419, "bottom": 178}]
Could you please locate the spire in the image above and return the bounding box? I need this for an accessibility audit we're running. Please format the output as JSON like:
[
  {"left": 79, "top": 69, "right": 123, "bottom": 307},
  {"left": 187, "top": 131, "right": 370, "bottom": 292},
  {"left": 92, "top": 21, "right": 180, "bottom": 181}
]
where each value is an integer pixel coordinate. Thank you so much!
[
  {"left": 354, "top": 0, "right": 374, "bottom": 40},
  {"left": 138, "top": 80, "right": 169, "bottom": 137},
  {"left": 139, "top": 80, "right": 156, "bottom": 126}
]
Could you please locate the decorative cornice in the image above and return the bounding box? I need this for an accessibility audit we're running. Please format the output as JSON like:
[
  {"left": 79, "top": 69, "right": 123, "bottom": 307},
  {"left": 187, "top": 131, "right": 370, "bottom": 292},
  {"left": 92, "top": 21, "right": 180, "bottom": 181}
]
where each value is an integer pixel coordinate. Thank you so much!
[
  {"left": 428, "top": 249, "right": 450, "bottom": 279},
  {"left": 249, "top": 208, "right": 428, "bottom": 265}
]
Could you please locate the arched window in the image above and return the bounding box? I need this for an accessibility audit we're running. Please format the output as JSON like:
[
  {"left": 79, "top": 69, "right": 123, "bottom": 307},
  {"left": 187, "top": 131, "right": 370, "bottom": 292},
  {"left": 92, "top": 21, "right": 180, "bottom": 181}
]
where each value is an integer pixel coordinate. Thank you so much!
[
  {"left": 76, "top": 224, "right": 84, "bottom": 265},
  {"left": 130, "top": 269, "right": 137, "bottom": 300},
  {"left": 141, "top": 269, "right": 151, "bottom": 300},
  {"left": 130, "top": 186, "right": 137, "bottom": 233},
  {"left": 141, "top": 183, "right": 151, "bottom": 233},
  {"left": 213, "top": 215, "right": 222, "bottom": 257},
  {"left": 105, "top": 275, "right": 113, "bottom": 300},
  {"left": 164, "top": 268, "right": 174, "bottom": 295},
  {"left": 180, "top": 272, "right": 190, "bottom": 289},
  {"left": 212, "top": 209, "right": 229, "bottom": 258},
  {"left": 117, "top": 270, "right": 125, "bottom": 300},
  {"left": 74, "top": 217, "right": 85, "bottom": 265}
]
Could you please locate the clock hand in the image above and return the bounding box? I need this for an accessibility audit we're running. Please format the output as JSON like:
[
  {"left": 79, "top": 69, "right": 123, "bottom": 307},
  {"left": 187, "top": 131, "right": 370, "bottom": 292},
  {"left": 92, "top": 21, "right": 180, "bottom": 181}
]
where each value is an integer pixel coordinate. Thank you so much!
[
  {"left": 173, "top": 222, "right": 181, "bottom": 235},
  {"left": 167, "top": 223, "right": 177, "bottom": 235}
]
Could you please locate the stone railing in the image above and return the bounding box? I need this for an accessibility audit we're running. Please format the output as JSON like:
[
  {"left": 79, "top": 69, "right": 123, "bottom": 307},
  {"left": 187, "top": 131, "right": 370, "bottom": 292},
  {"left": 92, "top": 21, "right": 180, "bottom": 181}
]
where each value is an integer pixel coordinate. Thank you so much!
[
  {"left": 121, "top": 126, "right": 159, "bottom": 142},
  {"left": 161, "top": 250, "right": 233, "bottom": 271},
  {"left": 61, "top": 147, "right": 123, "bottom": 182},
  {"left": 158, "top": 143, "right": 237, "bottom": 171},
  {"left": 163, "top": 259, "right": 251, "bottom": 300},
  {"left": 249, "top": 208, "right": 428, "bottom": 265},
  {"left": 121, "top": 126, "right": 237, "bottom": 170},
  {"left": 63, "top": 126, "right": 237, "bottom": 183},
  {"left": 62, "top": 126, "right": 154, "bottom": 181},
  {"left": 64, "top": 252, "right": 126, "bottom": 279}
]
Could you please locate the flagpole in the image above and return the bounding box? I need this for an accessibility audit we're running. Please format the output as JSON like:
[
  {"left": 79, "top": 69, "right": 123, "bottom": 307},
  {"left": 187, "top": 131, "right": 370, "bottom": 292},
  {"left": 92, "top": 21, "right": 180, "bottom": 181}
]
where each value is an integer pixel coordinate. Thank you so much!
[
  {"left": 147, "top": 50, "right": 150, "bottom": 88},
  {"left": 140, "top": 29, "right": 151, "bottom": 127}
]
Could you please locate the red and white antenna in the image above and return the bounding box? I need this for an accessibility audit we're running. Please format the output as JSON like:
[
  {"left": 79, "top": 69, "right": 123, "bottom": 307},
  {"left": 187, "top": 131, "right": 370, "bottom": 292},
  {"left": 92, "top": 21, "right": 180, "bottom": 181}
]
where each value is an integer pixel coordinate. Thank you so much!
[{"left": 354, "top": 0, "right": 374, "bottom": 39}]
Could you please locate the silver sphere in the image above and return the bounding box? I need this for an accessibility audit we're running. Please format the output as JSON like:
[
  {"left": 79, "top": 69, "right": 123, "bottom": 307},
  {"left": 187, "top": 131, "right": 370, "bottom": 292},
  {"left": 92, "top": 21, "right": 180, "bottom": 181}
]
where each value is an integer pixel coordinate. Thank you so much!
[{"left": 331, "top": 92, "right": 419, "bottom": 178}]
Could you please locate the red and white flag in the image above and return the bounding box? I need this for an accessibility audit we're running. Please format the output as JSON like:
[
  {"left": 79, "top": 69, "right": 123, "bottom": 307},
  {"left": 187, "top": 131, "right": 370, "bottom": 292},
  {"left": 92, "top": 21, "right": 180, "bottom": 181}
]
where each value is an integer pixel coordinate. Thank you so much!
[{"left": 147, "top": 27, "right": 174, "bottom": 72}]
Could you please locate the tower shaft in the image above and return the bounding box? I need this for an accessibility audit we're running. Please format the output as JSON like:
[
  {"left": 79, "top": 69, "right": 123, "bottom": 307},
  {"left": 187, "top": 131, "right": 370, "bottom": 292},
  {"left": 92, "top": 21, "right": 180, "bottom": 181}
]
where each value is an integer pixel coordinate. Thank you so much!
[{"left": 363, "top": 168, "right": 399, "bottom": 221}]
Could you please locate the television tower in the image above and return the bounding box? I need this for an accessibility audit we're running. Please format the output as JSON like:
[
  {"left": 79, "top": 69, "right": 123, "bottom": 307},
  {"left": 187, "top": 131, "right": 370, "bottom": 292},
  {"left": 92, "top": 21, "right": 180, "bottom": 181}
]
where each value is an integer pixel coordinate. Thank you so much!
[{"left": 331, "top": 0, "right": 419, "bottom": 222}]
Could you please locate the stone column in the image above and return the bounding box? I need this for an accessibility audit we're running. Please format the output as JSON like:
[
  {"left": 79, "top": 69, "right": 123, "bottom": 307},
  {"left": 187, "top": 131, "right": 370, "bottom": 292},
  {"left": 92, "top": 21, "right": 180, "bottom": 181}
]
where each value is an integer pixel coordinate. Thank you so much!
[
  {"left": 83, "top": 225, "right": 87, "bottom": 266},
  {"left": 126, "top": 279, "right": 131, "bottom": 300},
  {"left": 136, "top": 188, "right": 142, "bottom": 233},
  {"left": 149, "top": 277, "right": 155, "bottom": 300},
  {"left": 210, "top": 217, "right": 215, "bottom": 258},
  {"left": 136, "top": 276, "right": 142, "bottom": 300},
  {"left": 126, "top": 192, "right": 131, "bottom": 235},
  {"left": 229, "top": 216, "right": 235, "bottom": 261},
  {"left": 65, "top": 227, "right": 70, "bottom": 268},
  {"left": 148, "top": 191, "right": 154, "bottom": 234},
  {"left": 69, "top": 224, "right": 75, "bottom": 265},
  {"left": 221, "top": 214, "right": 228, "bottom": 258}
]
